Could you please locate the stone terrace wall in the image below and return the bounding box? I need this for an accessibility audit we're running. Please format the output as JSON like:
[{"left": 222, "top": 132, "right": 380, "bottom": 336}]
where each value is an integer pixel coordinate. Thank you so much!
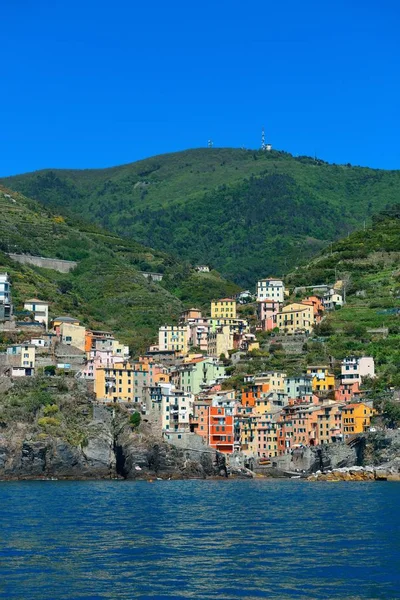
[{"left": 8, "top": 254, "right": 77, "bottom": 273}]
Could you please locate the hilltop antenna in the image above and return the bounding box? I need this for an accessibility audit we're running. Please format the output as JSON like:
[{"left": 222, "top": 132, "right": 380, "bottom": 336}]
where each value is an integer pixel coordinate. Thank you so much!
[
  {"left": 208, "top": 139, "right": 213, "bottom": 148},
  {"left": 261, "top": 127, "right": 266, "bottom": 151}
]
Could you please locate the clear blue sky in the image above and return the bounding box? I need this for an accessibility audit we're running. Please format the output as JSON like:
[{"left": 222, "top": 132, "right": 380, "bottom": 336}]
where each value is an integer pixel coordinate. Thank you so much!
[{"left": 1, "top": 0, "right": 399, "bottom": 175}]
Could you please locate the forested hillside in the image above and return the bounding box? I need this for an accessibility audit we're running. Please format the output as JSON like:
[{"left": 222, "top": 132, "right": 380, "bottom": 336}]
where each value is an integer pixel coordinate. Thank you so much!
[
  {"left": 0, "top": 186, "right": 238, "bottom": 352},
  {"left": 3, "top": 148, "right": 400, "bottom": 286}
]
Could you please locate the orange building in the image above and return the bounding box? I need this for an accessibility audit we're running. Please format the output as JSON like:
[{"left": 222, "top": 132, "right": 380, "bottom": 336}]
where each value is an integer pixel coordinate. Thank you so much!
[
  {"left": 302, "top": 296, "right": 325, "bottom": 323},
  {"left": 191, "top": 401, "right": 234, "bottom": 453},
  {"left": 241, "top": 382, "right": 270, "bottom": 407},
  {"left": 341, "top": 402, "right": 373, "bottom": 437}
]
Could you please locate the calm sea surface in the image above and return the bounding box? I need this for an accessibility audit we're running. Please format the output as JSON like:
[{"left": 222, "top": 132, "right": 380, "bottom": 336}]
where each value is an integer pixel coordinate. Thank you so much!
[{"left": 0, "top": 479, "right": 399, "bottom": 599}]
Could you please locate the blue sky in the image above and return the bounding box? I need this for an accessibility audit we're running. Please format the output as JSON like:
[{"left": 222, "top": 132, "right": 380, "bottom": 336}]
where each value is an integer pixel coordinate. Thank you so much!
[{"left": 1, "top": 0, "right": 399, "bottom": 175}]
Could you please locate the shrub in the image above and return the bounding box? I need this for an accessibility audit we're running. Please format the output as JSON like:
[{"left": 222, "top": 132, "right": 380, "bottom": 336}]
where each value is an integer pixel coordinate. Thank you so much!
[
  {"left": 130, "top": 412, "right": 141, "bottom": 428},
  {"left": 38, "top": 417, "right": 61, "bottom": 427},
  {"left": 43, "top": 404, "right": 59, "bottom": 415}
]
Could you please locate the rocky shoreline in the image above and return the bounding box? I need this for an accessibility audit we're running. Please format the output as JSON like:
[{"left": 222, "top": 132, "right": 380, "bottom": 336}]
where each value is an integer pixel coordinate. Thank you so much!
[{"left": 308, "top": 465, "right": 400, "bottom": 482}]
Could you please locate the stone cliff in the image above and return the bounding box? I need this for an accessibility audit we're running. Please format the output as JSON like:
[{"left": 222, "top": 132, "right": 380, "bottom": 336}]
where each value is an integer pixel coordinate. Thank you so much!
[{"left": 0, "top": 378, "right": 226, "bottom": 480}]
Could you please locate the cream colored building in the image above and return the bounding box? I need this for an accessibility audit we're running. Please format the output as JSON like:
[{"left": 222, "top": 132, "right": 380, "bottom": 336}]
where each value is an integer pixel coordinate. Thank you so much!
[
  {"left": 207, "top": 325, "right": 234, "bottom": 359},
  {"left": 158, "top": 325, "right": 190, "bottom": 355},
  {"left": 276, "top": 303, "right": 313, "bottom": 334},
  {"left": 211, "top": 298, "right": 237, "bottom": 319},
  {"left": 254, "top": 371, "right": 287, "bottom": 393},
  {"left": 60, "top": 322, "right": 86, "bottom": 351}
]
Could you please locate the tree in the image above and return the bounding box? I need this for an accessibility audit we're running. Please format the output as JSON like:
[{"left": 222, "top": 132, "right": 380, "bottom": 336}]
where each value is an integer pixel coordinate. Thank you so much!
[{"left": 382, "top": 401, "right": 400, "bottom": 429}]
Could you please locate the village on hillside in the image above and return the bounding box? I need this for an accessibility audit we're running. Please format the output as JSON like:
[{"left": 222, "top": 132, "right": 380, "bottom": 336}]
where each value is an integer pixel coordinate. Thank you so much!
[{"left": 0, "top": 272, "right": 378, "bottom": 467}]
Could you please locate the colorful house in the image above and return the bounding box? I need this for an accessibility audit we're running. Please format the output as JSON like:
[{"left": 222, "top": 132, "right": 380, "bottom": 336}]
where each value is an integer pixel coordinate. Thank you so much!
[
  {"left": 0, "top": 273, "right": 12, "bottom": 322},
  {"left": 172, "top": 358, "right": 226, "bottom": 395},
  {"left": 158, "top": 325, "right": 190, "bottom": 355},
  {"left": 210, "top": 298, "right": 237, "bottom": 319},
  {"left": 301, "top": 296, "right": 324, "bottom": 323},
  {"left": 60, "top": 322, "right": 86, "bottom": 351},
  {"left": 256, "top": 279, "right": 285, "bottom": 303},
  {"left": 207, "top": 325, "right": 234, "bottom": 359},
  {"left": 191, "top": 399, "right": 235, "bottom": 453},
  {"left": 257, "top": 300, "right": 280, "bottom": 331},
  {"left": 335, "top": 381, "right": 363, "bottom": 403},
  {"left": 276, "top": 303, "right": 313, "bottom": 334},
  {"left": 341, "top": 402, "right": 374, "bottom": 437},
  {"left": 340, "top": 356, "right": 375, "bottom": 384},
  {"left": 306, "top": 366, "right": 335, "bottom": 394},
  {"left": 23, "top": 299, "right": 49, "bottom": 329}
]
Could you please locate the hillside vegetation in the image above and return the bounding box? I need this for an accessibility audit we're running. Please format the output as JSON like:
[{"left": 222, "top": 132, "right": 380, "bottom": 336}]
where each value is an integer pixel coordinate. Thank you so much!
[
  {"left": 3, "top": 148, "right": 400, "bottom": 286},
  {"left": 0, "top": 186, "right": 238, "bottom": 352}
]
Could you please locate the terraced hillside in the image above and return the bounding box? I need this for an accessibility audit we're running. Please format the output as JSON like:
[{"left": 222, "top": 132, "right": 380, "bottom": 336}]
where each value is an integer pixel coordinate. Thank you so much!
[
  {"left": 3, "top": 148, "right": 400, "bottom": 285},
  {"left": 287, "top": 205, "right": 400, "bottom": 388},
  {"left": 0, "top": 186, "right": 239, "bottom": 352}
]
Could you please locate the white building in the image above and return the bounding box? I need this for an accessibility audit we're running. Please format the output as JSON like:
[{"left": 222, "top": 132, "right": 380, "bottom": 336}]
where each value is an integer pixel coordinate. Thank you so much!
[
  {"left": 323, "top": 289, "right": 343, "bottom": 310},
  {"left": 147, "top": 383, "right": 194, "bottom": 433},
  {"left": 257, "top": 279, "right": 285, "bottom": 303},
  {"left": 341, "top": 357, "right": 375, "bottom": 384},
  {"left": 195, "top": 265, "right": 210, "bottom": 273},
  {"left": 24, "top": 298, "right": 49, "bottom": 329},
  {"left": 0, "top": 273, "right": 12, "bottom": 321}
]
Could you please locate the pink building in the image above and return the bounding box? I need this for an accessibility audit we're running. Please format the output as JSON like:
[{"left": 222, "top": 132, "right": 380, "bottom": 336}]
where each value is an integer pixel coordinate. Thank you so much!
[
  {"left": 257, "top": 300, "right": 280, "bottom": 331},
  {"left": 341, "top": 357, "right": 375, "bottom": 384},
  {"left": 78, "top": 349, "right": 122, "bottom": 380},
  {"left": 335, "top": 381, "right": 363, "bottom": 403},
  {"left": 188, "top": 320, "right": 210, "bottom": 351}
]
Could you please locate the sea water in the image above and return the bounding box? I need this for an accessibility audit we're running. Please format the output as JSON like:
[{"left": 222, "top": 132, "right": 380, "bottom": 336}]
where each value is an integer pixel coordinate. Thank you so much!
[{"left": 0, "top": 479, "right": 399, "bottom": 599}]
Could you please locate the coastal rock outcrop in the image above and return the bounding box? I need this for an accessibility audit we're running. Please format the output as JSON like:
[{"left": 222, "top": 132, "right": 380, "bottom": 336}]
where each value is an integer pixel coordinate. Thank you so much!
[{"left": 114, "top": 418, "right": 223, "bottom": 479}]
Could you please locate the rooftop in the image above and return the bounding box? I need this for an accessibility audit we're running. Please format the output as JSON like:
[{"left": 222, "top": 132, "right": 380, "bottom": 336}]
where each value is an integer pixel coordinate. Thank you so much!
[
  {"left": 24, "top": 298, "right": 49, "bottom": 304},
  {"left": 53, "top": 316, "right": 80, "bottom": 323}
]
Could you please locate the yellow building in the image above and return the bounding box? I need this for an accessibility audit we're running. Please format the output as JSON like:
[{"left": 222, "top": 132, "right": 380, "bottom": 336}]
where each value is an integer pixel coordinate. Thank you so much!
[
  {"left": 315, "top": 403, "right": 342, "bottom": 444},
  {"left": 276, "top": 303, "right": 313, "bottom": 334},
  {"left": 239, "top": 412, "right": 258, "bottom": 456},
  {"left": 253, "top": 397, "right": 272, "bottom": 415},
  {"left": 341, "top": 403, "right": 373, "bottom": 437},
  {"left": 158, "top": 325, "right": 189, "bottom": 355},
  {"left": 94, "top": 362, "right": 135, "bottom": 402},
  {"left": 211, "top": 298, "right": 237, "bottom": 319},
  {"left": 306, "top": 365, "right": 335, "bottom": 393}
]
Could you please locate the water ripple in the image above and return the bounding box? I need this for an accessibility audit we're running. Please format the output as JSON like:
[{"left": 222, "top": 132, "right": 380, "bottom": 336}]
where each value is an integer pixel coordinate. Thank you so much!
[{"left": 0, "top": 480, "right": 399, "bottom": 599}]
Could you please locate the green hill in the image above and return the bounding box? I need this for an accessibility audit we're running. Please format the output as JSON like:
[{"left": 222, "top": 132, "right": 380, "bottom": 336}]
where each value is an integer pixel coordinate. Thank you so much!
[
  {"left": 0, "top": 186, "right": 238, "bottom": 352},
  {"left": 286, "top": 205, "right": 400, "bottom": 388},
  {"left": 3, "top": 148, "right": 400, "bottom": 286}
]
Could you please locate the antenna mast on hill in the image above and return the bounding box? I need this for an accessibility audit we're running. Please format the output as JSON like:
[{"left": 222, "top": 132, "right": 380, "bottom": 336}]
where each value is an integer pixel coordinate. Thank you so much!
[
  {"left": 208, "top": 139, "right": 213, "bottom": 148},
  {"left": 261, "top": 127, "right": 266, "bottom": 151}
]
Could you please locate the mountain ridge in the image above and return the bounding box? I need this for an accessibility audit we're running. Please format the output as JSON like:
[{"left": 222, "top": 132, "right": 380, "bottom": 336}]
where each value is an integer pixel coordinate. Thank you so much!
[
  {"left": 0, "top": 184, "right": 239, "bottom": 352},
  {"left": 3, "top": 147, "right": 400, "bottom": 287}
]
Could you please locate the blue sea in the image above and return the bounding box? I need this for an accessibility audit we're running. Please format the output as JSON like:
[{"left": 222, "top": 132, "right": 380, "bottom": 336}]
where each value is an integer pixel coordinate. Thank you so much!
[{"left": 0, "top": 480, "right": 399, "bottom": 599}]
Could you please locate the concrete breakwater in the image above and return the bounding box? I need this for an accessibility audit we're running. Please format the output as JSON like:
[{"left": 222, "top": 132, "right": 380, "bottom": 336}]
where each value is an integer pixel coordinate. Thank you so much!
[{"left": 308, "top": 465, "right": 400, "bottom": 482}]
